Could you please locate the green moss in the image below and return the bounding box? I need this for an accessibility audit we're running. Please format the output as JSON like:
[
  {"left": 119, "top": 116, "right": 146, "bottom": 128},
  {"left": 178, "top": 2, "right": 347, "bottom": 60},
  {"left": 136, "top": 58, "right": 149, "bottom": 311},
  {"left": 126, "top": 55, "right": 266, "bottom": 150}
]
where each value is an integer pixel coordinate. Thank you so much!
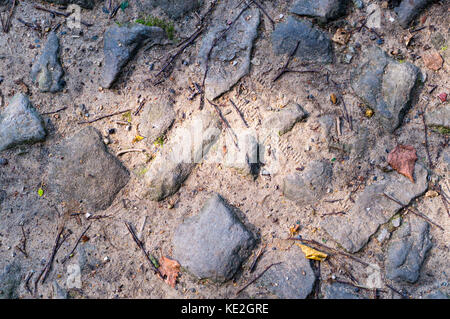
[
  {"left": 135, "top": 16, "right": 175, "bottom": 40},
  {"left": 154, "top": 135, "right": 165, "bottom": 147},
  {"left": 432, "top": 126, "right": 450, "bottom": 135},
  {"left": 122, "top": 111, "right": 132, "bottom": 123}
]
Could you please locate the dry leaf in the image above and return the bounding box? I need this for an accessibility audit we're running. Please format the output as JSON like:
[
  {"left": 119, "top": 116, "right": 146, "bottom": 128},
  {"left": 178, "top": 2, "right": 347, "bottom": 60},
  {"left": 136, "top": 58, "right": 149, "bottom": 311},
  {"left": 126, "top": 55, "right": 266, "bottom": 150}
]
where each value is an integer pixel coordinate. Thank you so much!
[
  {"left": 332, "top": 28, "right": 350, "bottom": 45},
  {"left": 159, "top": 256, "right": 180, "bottom": 288},
  {"left": 296, "top": 243, "right": 328, "bottom": 261},
  {"left": 422, "top": 50, "right": 444, "bottom": 71},
  {"left": 132, "top": 135, "right": 144, "bottom": 143},
  {"left": 387, "top": 145, "right": 417, "bottom": 183},
  {"left": 330, "top": 93, "right": 337, "bottom": 104}
]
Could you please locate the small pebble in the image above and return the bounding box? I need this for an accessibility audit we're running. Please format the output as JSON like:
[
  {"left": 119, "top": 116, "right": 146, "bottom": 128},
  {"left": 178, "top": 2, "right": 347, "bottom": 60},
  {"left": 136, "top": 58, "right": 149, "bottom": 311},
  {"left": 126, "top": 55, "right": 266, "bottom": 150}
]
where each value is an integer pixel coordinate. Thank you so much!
[{"left": 0, "top": 158, "right": 7, "bottom": 166}]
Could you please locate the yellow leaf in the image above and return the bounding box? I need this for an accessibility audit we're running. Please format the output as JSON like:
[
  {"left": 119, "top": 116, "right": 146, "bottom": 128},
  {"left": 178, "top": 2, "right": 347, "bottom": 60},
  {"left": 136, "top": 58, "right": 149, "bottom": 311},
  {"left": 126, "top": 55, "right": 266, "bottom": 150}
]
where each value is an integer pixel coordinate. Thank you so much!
[
  {"left": 132, "top": 135, "right": 144, "bottom": 143},
  {"left": 296, "top": 243, "right": 328, "bottom": 261}
]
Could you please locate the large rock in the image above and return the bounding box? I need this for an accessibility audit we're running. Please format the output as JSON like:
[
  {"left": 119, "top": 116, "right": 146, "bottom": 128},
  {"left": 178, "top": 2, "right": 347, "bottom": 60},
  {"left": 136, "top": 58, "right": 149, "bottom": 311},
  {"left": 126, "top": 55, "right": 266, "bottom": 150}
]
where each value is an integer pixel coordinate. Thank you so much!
[
  {"left": 0, "top": 262, "right": 22, "bottom": 299},
  {"left": 282, "top": 160, "right": 333, "bottom": 205},
  {"left": 153, "top": 0, "right": 201, "bottom": 19},
  {"left": 0, "top": 94, "right": 46, "bottom": 152},
  {"left": 394, "top": 0, "right": 433, "bottom": 28},
  {"left": 198, "top": 5, "right": 260, "bottom": 100},
  {"left": 143, "top": 111, "right": 221, "bottom": 200},
  {"left": 101, "top": 24, "right": 166, "bottom": 89},
  {"left": 290, "top": 0, "right": 347, "bottom": 23},
  {"left": 272, "top": 16, "right": 333, "bottom": 64},
  {"left": 261, "top": 102, "right": 307, "bottom": 137},
  {"left": 256, "top": 245, "right": 316, "bottom": 299},
  {"left": 385, "top": 217, "right": 432, "bottom": 283},
  {"left": 47, "top": 127, "right": 130, "bottom": 211},
  {"left": 173, "top": 194, "right": 255, "bottom": 282},
  {"left": 139, "top": 97, "right": 175, "bottom": 145},
  {"left": 322, "top": 282, "right": 365, "bottom": 299},
  {"left": 351, "top": 46, "right": 419, "bottom": 133},
  {"left": 321, "top": 164, "right": 428, "bottom": 253},
  {"left": 425, "top": 105, "right": 450, "bottom": 134},
  {"left": 42, "top": 0, "right": 97, "bottom": 9},
  {"left": 31, "top": 32, "right": 64, "bottom": 93}
]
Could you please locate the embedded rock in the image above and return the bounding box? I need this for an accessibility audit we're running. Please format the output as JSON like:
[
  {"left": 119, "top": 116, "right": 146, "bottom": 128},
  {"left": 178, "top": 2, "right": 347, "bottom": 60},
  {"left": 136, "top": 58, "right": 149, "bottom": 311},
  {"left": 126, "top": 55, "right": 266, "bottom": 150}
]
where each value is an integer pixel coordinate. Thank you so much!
[
  {"left": 0, "top": 262, "right": 21, "bottom": 299},
  {"left": 139, "top": 97, "right": 175, "bottom": 145},
  {"left": 262, "top": 103, "right": 307, "bottom": 137},
  {"left": 290, "top": 0, "right": 347, "bottom": 23},
  {"left": 394, "top": 0, "right": 433, "bottom": 28}
]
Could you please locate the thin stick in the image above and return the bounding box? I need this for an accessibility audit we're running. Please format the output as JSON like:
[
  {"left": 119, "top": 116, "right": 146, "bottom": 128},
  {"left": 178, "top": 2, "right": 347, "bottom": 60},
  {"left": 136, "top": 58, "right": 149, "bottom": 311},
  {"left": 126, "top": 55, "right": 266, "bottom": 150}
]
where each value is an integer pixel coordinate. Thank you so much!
[
  {"left": 61, "top": 224, "right": 91, "bottom": 264},
  {"left": 383, "top": 193, "right": 444, "bottom": 231},
  {"left": 134, "top": 98, "right": 146, "bottom": 116},
  {"left": 321, "top": 211, "right": 346, "bottom": 217},
  {"left": 249, "top": 244, "right": 266, "bottom": 273},
  {"left": 1, "top": 0, "right": 16, "bottom": 33},
  {"left": 124, "top": 222, "right": 163, "bottom": 278},
  {"left": 386, "top": 283, "right": 409, "bottom": 299},
  {"left": 24, "top": 271, "right": 34, "bottom": 295},
  {"left": 116, "top": 148, "right": 146, "bottom": 157},
  {"left": 421, "top": 107, "right": 433, "bottom": 168},
  {"left": 235, "top": 262, "right": 282, "bottom": 296},
  {"left": 249, "top": 0, "right": 275, "bottom": 29},
  {"left": 77, "top": 109, "right": 131, "bottom": 124},
  {"left": 34, "top": 5, "right": 93, "bottom": 27},
  {"left": 15, "top": 225, "right": 28, "bottom": 258},
  {"left": 437, "top": 184, "right": 450, "bottom": 217},
  {"left": 229, "top": 98, "right": 249, "bottom": 128},
  {"left": 41, "top": 106, "right": 67, "bottom": 115}
]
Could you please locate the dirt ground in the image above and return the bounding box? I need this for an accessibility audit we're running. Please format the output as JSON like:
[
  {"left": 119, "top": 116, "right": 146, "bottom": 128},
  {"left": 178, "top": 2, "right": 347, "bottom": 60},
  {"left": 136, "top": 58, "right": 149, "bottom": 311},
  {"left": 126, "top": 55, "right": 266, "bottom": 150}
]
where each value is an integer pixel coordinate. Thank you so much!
[{"left": 0, "top": 0, "right": 448, "bottom": 299}]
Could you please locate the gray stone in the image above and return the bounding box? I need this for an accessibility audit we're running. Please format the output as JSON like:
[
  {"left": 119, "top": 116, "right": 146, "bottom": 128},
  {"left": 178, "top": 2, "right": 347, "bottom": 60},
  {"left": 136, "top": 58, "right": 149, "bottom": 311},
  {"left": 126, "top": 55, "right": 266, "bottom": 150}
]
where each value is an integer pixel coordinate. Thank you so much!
[
  {"left": 282, "top": 159, "right": 333, "bottom": 205},
  {"left": 290, "top": 0, "right": 347, "bottom": 23},
  {"left": 257, "top": 245, "right": 315, "bottom": 299},
  {"left": 385, "top": 217, "right": 432, "bottom": 283},
  {"left": 198, "top": 6, "right": 260, "bottom": 100},
  {"left": 153, "top": 0, "right": 201, "bottom": 19},
  {"left": 144, "top": 111, "right": 221, "bottom": 201},
  {"left": 425, "top": 105, "right": 450, "bottom": 132},
  {"left": 0, "top": 94, "right": 46, "bottom": 152},
  {"left": 351, "top": 46, "right": 419, "bottom": 132},
  {"left": 424, "top": 290, "right": 449, "bottom": 299},
  {"left": 322, "top": 282, "right": 365, "bottom": 299},
  {"left": 223, "top": 133, "right": 259, "bottom": 176},
  {"left": 31, "top": 32, "right": 64, "bottom": 93},
  {"left": 271, "top": 16, "right": 333, "bottom": 64},
  {"left": 42, "top": 0, "right": 97, "bottom": 9},
  {"left": 52, "top": 281, "right": 68, "bottom": 299},
  {"left": 262, "top": 103, "right": 307, "bottom": 136},
  {"left": 321, "top": 164, "right": 428, "bottom": 253},
  {"left": 173, "top": 193, "right": 255, "bottom": 282},
  {"left": 47, "top": 127, "right": 130, "bottom": 211},
  {"left": 394, "top": 0, "right": 433, "bottom": 28},
  {"left": 442, "top": 147, "right": 450, "bottom": 170},
  {"left": 0, "top": 262, "right": 21, "bottom": 299},
  {"left": 139, "top": 97, "right": 175, "bottom": 145},
  {"left": 101, "top": 24, "right": 166, "bottom": 89}
]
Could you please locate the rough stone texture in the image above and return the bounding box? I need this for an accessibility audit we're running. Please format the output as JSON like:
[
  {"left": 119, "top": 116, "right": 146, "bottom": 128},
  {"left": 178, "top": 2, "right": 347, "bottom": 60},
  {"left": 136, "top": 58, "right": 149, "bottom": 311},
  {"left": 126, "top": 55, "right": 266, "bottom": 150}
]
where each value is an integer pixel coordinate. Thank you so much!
[
  {"left": 198, "top": 6, "right": 260, "bottom": 100},
  {"left": 394, "top": 0, "right": 433, "bottom": 28},
  {"left": 139, "top": 97, "right": 175, "bottom": 145},
  {"left": 425, "top": 105, "right": 450, "bottom": 132},
  {"left": 0, "top": 262, "right": 21, "bottom": 299},
  {"left": 290, "top": 0, "right": 347, "bottom": 23},
  {"left": 351, "top": 46, "right": 419, "bottom": 133},
  {"left": 424, "top": 290, "right": 449, "bottom": 299},
  {"left": 47, "top": 127, "right": 130, "bottom": 211},
  {"left": 0, "top": 93, "right": 46, "bottom": 152},
  {"left": 31, "top": 32, "right": 64, "bottom": 93},
  {"left": 101, "top": 24, "right": 166, "bottom": 89},
  {"left": 173, "top": 193, "right": 255, "bottom": 282},
  {"left": 322, "top": 282, "right": 365, "bottom": 299},
  {"left": 282, "top": 159, "right": 333, "bottom": 205},
  {"left": 257, "top": 245, "right": 316, "bottom": 299},
  {"left": 223, "top": 133, "right": 259, "bottom": 176},
  {"left": 272, "top": 16, "right": 333, "bottom": 64},
  {"left": 153, "top": 0, "right": 201, "bottom": 19},
  {"left": 385, "top": 217, "right": 432, "bottom": 283},
  {"left": 52, "top": 281, "right": 68, "bottom": 299},
  {"left": 43, "top": 0, "right": 97, "bottom": 9},
  {"left": 321, "top": 164, "right": 428, "bottom": 253},
  {"left": 262, "top": 103, "right": 307, "bottom": 136},
  {"left": 144, "top": 111, "right": 221, "bottom": 201}
]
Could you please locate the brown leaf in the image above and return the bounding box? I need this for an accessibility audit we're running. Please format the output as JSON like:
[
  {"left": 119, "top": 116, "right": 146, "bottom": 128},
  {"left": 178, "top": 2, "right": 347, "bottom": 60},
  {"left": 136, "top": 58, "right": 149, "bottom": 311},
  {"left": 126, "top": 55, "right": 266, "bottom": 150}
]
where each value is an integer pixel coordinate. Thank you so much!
[
  {"left": 422, "top": 50, "right": 443, "bottom": 71},
  {"left": 159, "top": 256, "right": 180, "bottom": 288},
  {"left": 387, "top": 145, "right": 417, "bottom": 183}
]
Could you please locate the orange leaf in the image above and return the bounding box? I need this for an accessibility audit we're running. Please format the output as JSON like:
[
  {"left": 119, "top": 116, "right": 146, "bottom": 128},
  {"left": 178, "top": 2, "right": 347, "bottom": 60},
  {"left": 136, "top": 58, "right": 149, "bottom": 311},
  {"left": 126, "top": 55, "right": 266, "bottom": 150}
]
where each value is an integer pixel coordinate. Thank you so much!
[
  {"left": 387, "top": 145, "right": 417, "bottom": 183},
  {"left": 159, "top": 256, "right": 180, "bottom": 288}
]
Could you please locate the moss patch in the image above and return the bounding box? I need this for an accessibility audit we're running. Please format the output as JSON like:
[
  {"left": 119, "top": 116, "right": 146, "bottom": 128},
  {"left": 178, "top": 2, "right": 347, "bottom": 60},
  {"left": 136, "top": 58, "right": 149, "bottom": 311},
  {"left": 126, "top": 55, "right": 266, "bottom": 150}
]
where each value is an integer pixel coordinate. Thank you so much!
[{"left": 135, "top": 16, "right": 175, "bottom": 40}]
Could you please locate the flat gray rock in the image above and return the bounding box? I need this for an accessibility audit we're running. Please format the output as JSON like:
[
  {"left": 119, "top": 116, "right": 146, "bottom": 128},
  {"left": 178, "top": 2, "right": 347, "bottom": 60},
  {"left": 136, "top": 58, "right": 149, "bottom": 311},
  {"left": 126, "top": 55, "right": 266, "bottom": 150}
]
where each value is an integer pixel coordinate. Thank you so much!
[
  {"left": 173, "top": 193, "right": 255, "bottom": 282},
  {"left": 425, "top": 105, "right": 450, "bottom": 133},
  {"left": 290, "top": 0, "right": 347, "bottom": 23},
  {"left": 385, "top": 217, "right": 432, "bottom": 283},
  {"left": 321, "top": 164, "right": 428, "bottom": 253},
  {"left": 223, "top": 133, "right": 259, "bottom": 176},
  {"left": 47, "top": 126, "right": 130, "bottom": 211},
  {"left": 262, "top": 103, "right": 307, "bottom": 137},
  {"left": 0, "top": 262, "right": 21, "bottom": 299},
  {"left": 272, "top": 16, "right": 333, "bottom": 64},
  {"left": 322, "top": 282, "right": 365, "bottom": 299},
  {"left": 144, "top": 111, "right": 221, "bottom": 201},
  {"left": 43, "top": 0, "right": 96, "bottom": 9},
  {"left": 0, "top": 93, "right": 46, "bottom": 152},
  {"left": 153, "top": 0, "right": 201, "bottom": 19},
  {"left": 282, "top": 159, "right": 333, "bottom": 205},
  {"left": 351, "top": 46, "right": 419, "bottom": 132},
  {"left": 257, "top": 245, "right": 316, "bottom": 299},
  {"left": 101, "top": 24, "right": 166, "bottom": 89},
  {"left": 394, "top": 0, "right": 433, "bottom": 28},
  {"left": 31, "top": 32, "right": 64, "bottom": 93},
  {"left": 139, "top": 97, "right": 175, "bottom": 145},
  {"left": 198, "top": 5, "right": 260, "bottom": 100}
]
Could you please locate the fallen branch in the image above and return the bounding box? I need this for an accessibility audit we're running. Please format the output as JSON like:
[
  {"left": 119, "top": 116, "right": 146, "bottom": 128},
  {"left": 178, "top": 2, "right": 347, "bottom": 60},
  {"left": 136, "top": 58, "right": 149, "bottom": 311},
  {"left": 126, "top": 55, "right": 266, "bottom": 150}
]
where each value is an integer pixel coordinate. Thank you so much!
[
  {"left": 229, "top": 98, "right": 249, "bottom": 128},
  {"left": 116, "top": 148, "right": 146, "bottom": 157},
  {"left": 41, "top": 106, "right": 67, "bottom": 115},
  {"left": 77, "top": 109, "right": 131, "bottom": 124},
  {"left": 235, "top": 262, "right": 282, "bottom": 296},
  {"left": 34, "top": 5, "right": 93, "bottom": 27},
  {"left": 61, "top": 224, "right": 91, "bottom": 264},
  {"left": 249, "top": 243, "right": 266, "bottom": 273}
]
